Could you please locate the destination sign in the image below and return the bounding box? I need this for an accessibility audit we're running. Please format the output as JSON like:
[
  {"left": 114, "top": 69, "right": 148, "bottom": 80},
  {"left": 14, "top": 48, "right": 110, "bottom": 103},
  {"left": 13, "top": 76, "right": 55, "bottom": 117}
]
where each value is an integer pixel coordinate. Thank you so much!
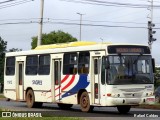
[
  {"left": 116, "top": 48, "right": 143, "bottom": 53},
  {"left": 108, "top": 45, "right": 150, "bottom": 54}
]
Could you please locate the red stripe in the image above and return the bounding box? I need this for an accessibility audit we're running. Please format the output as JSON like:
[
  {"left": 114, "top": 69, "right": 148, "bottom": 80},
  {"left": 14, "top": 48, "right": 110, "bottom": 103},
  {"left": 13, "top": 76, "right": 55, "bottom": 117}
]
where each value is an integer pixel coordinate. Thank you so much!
[
  {"left": 55, "top": 75, "right": 69, "bottom": 90},
  {"left": 61, "top": 75, "right": 69, "bottom": 83},
  {"left": 55, "top": 86, "right": 61, "bottom": 91},
  {"left": 47, "top": 96, "right": 52, "bottom": 99},
  {"left": 62, "top": 75, "right": 75, "bottom": 91},
  {"left": 55, "top": 93, "right": 61, "bottom": 97}
]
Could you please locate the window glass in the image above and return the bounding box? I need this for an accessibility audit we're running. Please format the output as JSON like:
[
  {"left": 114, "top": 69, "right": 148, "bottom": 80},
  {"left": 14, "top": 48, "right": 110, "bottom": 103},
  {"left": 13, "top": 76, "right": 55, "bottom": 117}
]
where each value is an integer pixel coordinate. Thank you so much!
[
  {"left": 26, "top": 55, "right": 38, "bottom": 75},
  {"left": 6, "top": 57, "right": 15, "bottom": 75},
  {"left": 39, "top": 55, "right": 50, "bottom": 75},
  {"left": 78, "top": 52, "right": 90, "bottom": 74},
  {"left": 63, "top": 53, "right": 77, "bottom": 74}
]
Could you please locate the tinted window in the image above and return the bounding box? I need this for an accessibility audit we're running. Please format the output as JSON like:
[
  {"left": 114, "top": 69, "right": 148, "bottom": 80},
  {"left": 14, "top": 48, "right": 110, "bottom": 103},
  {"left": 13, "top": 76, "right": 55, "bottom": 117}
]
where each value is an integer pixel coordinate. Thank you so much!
[
  {"left": 63, "top": 53, "right": 77, "bottom": 74},
  {"left": 6, "top": 57, "right": 15, "bottom": 75},
  {"left": 78, "top": 52, "right": 90, "bottom": 74},
  {"left": 38, "top": 55, "right": 50, "bottom": 75},
  {"left": 26, "top": 55, "right": 38, "bottom": 75}
]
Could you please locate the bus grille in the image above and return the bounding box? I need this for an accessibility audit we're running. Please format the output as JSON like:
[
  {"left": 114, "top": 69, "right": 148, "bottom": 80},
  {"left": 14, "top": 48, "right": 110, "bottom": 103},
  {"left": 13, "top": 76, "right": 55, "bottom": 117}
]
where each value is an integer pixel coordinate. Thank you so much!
[
  {"left": 123, "top": 92, "right": 143, "bottom": 98},
  {"left": 120, "top": 88, "right": 144, "bottom": 92}
]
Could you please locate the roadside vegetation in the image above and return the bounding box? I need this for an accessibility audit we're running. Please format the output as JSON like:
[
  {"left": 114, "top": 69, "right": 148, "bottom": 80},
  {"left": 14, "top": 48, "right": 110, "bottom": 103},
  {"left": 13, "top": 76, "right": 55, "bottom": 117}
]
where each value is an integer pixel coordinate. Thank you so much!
[
  {"left": 0, "top": 94, "right": 5, "bottom": 98},
  {"left": 0, "top": 118, "right": 82, "bottom": 120},
  {"left": 155, "top": 67, "right": 160, "bottom": 89}
]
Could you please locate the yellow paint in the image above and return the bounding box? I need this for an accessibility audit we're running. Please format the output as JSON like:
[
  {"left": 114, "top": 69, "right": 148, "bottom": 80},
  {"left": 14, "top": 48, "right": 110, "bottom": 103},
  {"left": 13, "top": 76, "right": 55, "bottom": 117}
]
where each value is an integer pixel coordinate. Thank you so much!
[{"left": 34, "top": 41, "right": 112, "bottom": 50}]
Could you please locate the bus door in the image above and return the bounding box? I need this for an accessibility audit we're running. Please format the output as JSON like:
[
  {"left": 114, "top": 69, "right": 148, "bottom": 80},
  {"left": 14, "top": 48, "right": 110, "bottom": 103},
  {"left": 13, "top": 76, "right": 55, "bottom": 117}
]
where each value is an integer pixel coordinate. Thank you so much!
[
  {"left": 93, "top": 57, "right": 101, "bottom": 104},
  {"left": 17, "top": 62, "right": 24, "bottom": 100},
  {"left": 53, "top": 59, "right": 62, "bottom": 101}
]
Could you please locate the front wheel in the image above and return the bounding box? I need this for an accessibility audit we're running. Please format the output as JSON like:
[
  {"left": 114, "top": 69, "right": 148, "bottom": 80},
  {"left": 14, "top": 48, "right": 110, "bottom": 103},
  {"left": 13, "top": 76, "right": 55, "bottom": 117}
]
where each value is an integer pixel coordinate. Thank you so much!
[
  {"left": 80, "top": 92, "right": 94, "bottom": 112},
  {"left": 117, "top": 105, "right": 131, "bottom": 114}
]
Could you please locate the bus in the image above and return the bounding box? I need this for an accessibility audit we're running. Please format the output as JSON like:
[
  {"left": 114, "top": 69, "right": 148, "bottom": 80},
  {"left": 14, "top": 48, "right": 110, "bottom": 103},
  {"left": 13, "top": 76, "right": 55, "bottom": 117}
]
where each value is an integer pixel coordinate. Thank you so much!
[{"left": 4, "top": 41, "right": 155, "bottom": 113}]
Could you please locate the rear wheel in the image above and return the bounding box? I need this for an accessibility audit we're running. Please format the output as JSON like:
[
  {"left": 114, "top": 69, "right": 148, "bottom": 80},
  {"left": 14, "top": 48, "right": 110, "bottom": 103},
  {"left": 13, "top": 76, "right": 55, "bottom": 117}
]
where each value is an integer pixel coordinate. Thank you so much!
[
  {"left": 26, "top": 89, "right": 43, "bottom": 108},
  {"left": 26, "top": 89, "right": 35, "bottom": 108},
  {"left": 80, "top": 92, "right": 94, "bottom": 112},
  {"left": 117, "top": 105, "right": 131, "bottom": 114},
  {"left": 57, "top": 103, "right": 73, "bottom": 109}
]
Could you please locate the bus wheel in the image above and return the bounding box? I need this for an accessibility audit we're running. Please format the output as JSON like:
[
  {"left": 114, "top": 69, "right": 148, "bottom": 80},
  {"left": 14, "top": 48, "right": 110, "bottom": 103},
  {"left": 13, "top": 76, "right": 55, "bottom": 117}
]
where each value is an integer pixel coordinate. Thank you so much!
[
  {"left": 117, "top": 105, "right": 131, "bottom": 114},
  {"left": 80, "top": 92, "right": 94, "bottom": 112},
  {"left": 26, "top": 89, "right": 36, "bottom": 108},
  {"left": 57, "top": 103, "right": 73, "bottom": 109}
]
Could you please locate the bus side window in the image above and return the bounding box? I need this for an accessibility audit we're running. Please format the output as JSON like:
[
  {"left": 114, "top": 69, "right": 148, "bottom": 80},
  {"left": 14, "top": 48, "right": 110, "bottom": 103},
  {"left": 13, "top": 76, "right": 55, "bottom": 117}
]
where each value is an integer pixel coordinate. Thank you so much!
[
  {"left": 78, "top": 52, "right": 90, "bottom": 74},
  {"left": 63, "top": 52, "right": 78, "bottom": 75},
  {"left": 6, "top": 57, "right": 15, "bottom": 75},
  {"left": 26, "top": 55, "right": 38, "bottom": 75},
  {"left": 38, "top": 55, "right": 50, "bottom": 75}
]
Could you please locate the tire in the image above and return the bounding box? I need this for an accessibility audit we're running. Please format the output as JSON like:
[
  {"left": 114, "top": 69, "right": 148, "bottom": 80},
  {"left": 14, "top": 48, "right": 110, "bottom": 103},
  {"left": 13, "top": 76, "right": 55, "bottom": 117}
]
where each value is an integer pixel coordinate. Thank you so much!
[
  {"left": 26, "top": 89, "right": 36, "bottom": 108},
  {"left": 80, "top": 92, "right": 94, "bottom": 112},
  {"left": 57, "top": 103, "right": 73, "bottom": 109},
  {"left": 117, "top": 105, "right": 131, "bottom": 114}
]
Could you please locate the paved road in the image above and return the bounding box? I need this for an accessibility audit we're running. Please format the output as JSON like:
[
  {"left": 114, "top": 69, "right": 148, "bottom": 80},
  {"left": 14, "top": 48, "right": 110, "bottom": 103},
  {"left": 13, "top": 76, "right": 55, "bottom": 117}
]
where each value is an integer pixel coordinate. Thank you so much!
[{"left": 0, "top": 99, "right": 160, "bottom": 120}]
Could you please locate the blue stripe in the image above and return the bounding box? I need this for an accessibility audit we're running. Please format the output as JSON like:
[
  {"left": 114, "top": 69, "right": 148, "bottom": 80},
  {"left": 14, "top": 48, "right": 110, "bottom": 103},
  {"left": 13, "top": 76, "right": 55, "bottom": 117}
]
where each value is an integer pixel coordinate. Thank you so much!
[{"left": 62, "top": 74, "right": 89, "bottom": 98}]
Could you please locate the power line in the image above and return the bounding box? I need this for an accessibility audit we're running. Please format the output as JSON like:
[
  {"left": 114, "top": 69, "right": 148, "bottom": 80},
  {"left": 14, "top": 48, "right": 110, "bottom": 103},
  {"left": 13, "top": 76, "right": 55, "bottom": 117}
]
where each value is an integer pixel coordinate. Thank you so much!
[
  {"left": 60, "top": 0, "right": 160, "bottom": 9},
  {"left": 0, "top": 0, "right": 34, "bottom": 9},
  {"left": 1, "top": 17, "right": 160, "bottom": 24},
  {"left": 0, "top": 0, "right": 17, "bottom": 4},
  {"left": 2, "top": 20, "right": 159, "bottom": 29}
]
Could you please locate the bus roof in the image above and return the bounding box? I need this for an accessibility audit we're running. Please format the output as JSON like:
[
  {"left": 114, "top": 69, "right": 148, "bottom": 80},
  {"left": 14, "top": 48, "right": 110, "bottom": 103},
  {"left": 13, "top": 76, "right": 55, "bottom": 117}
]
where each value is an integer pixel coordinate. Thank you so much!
[
  {"left": 34, "top": 41, "right": 112, "bottom": 50},
  {"left": 5, "top": 41, "right": 149, "bottom": 57}
]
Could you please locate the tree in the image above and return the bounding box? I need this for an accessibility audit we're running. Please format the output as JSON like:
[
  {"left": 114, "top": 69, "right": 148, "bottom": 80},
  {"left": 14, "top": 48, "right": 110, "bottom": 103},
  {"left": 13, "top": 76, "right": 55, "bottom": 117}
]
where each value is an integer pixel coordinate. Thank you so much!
[
  {"left": 155, "top": 67, "right": 160, "bottom": 88},
  {"left": 9, "top": 48, "right": 22, "bottom": 52},
  {"left": 31, "top": 30, "right": 78, "bottom": 49},
  {"left": 0, "top": 36, "right": 7, "bottom": 83}
]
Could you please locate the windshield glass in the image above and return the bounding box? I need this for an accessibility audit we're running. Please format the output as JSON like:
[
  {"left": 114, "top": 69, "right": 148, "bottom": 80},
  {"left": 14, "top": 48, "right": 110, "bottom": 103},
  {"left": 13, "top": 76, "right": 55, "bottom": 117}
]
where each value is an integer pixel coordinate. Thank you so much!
[{"left": 106, "top": 55, "right": 153, "bottom": 85}]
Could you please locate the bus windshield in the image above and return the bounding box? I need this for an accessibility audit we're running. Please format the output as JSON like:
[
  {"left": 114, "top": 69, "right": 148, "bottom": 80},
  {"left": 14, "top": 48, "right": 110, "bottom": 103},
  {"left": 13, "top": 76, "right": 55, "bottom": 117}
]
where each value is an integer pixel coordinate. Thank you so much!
[{"left": 106, "top": 55, "right": 153, "bottom": 85}]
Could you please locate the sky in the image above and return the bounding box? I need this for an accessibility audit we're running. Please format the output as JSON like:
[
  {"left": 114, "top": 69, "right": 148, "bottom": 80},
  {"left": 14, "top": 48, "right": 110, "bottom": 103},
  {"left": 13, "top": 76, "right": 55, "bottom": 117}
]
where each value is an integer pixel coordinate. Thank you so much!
[{"left": 0, "top": 0, "right": 160, "bottom": 64}]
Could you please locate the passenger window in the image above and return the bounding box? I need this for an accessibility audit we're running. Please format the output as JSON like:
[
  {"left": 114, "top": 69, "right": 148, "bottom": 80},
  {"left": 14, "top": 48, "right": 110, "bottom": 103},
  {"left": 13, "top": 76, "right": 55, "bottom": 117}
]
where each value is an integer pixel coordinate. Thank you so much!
[
  {"left": 78, "top": 52, "right": 90, "bottom": 74},
  {"left": 39, "top": 55, "right": 50, "bottom": 75},
  {"left": 26, "top": 55, "right": 38, "bottom": 75},
  {"left": 63, "top": 53, "right": 77, "bottom": 74},
  {"left": 6, "top": 57, "right": 15, "bottom": 75}
]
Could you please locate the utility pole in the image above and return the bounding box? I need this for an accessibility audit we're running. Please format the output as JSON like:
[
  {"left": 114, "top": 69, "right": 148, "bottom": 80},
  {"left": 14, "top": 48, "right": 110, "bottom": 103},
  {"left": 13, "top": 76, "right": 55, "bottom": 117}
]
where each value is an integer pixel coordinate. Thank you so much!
[
  {"left": 147, "top": 0, "right": 156, "bottom": 52},
  {"left": 37, "top": 0, "right": 44, "bottom": 46},
  {"left": 77, "top": 13, "right": 85, "bottom": 41}
]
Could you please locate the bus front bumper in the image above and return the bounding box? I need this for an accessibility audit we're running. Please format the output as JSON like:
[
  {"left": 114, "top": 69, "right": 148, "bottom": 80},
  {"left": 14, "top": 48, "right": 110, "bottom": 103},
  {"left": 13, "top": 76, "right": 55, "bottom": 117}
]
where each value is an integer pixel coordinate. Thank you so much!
[{"left": 106, "top": 96, "right": 155, "bottom": 106}]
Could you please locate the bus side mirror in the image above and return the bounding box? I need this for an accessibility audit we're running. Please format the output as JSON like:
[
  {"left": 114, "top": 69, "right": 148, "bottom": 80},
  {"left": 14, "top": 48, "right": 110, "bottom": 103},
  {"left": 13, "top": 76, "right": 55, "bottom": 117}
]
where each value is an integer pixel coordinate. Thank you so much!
[
  {"left": 152, "top": 58, "right": 155, "bottom": 73},
  {"left": 105, "top": 57, "right": 110, "bottom": 69}
]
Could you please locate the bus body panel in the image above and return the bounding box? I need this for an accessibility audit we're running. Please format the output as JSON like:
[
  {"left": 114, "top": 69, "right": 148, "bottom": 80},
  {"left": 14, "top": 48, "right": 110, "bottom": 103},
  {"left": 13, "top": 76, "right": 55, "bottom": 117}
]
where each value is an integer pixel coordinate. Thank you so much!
[{"left": 3, "top": 42, "right": 155, "bottom": 111}]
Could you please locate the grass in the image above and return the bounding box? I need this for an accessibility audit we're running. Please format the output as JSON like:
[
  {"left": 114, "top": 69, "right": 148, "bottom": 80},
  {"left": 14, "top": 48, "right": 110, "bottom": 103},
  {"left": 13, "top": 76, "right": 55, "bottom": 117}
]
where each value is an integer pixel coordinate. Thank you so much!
[
  {"left": 132, "top": 103, "right": 160, "bottom": 109},
  {"left": 0, "top": 94, "right": 5, "bottom": 98},
  {"left": 0, "top": 117, "right": 83, "bottom": 120},
  {"left": 0, "top": 108, "right": 84, "bottom": 120}
]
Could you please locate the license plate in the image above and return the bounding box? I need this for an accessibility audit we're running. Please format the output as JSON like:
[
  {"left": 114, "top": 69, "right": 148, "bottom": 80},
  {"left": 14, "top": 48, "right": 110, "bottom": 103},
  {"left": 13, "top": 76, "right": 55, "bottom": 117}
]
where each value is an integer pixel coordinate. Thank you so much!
[{"left": 146, "top": 98, "right": 155, "bottom": 102}]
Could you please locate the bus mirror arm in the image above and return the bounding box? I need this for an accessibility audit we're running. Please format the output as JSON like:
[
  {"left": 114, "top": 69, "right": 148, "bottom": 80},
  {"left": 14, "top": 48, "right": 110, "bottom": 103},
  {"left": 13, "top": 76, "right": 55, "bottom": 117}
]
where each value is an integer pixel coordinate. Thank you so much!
[{"left": 105, "top": 57, "right": 110, "bottom": 69}]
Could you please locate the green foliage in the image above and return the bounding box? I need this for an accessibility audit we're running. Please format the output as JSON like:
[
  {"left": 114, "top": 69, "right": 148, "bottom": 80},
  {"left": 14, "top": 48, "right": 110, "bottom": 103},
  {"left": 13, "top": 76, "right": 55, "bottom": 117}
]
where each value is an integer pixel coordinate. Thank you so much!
[
  {"left": 0, "top": 37, "right": 7, "bottom": 84},
  {"left": 154, "top": 67, "right": 160, "bottom": 88},
  {"left": 31, "top": 30, "right": 77, "bottom": 49},
  {"left": 9, "top": 48, "right": 22, "bottom": 52}
]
